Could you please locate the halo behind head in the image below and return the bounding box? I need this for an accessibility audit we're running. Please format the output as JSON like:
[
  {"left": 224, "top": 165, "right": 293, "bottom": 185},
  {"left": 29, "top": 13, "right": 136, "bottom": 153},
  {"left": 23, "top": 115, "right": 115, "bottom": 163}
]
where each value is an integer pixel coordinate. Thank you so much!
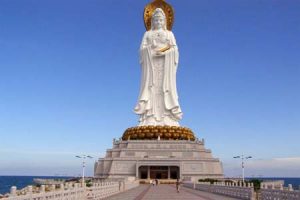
[{"left": 144, "top": 0, "right": 174, "bottom": 31}]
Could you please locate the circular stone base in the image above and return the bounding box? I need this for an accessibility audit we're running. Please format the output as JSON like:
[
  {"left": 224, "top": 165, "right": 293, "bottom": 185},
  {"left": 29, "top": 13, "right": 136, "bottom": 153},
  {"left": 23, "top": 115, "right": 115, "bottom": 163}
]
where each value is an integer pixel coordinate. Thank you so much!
[{"left": 122, "top": 126, "right": 195, "bottom": 141}]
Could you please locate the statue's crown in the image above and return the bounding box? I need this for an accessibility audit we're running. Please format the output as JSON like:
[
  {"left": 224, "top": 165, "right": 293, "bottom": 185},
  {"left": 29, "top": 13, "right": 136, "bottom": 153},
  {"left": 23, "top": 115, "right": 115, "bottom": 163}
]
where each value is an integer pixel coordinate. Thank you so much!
[{"left": 152, "top": 8, "right": 165, "bottom": 18}]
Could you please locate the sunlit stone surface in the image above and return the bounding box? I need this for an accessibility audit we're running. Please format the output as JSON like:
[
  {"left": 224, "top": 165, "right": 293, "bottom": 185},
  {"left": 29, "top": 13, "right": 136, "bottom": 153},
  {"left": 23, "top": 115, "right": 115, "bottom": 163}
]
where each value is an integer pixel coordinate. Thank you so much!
[{"left": 94, "top": 139, "right": 223, "bottom": 181}]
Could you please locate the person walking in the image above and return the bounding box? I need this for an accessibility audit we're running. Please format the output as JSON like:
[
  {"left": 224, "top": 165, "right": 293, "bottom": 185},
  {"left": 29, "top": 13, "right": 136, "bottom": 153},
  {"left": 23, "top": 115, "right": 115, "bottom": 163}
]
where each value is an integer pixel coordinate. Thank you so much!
[
  {"left": 151, "top": 179, "right": 155, "bottom": 186},
  {"left": 176, "top": 179, "right": 180, "bottom": 193}
]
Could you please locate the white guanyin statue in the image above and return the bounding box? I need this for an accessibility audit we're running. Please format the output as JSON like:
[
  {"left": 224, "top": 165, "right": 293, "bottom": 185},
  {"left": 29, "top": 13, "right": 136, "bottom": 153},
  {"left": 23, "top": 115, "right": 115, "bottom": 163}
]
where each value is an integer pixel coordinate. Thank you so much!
[{"left": 134, "top": 8, "right": 182, "bottom": 126}]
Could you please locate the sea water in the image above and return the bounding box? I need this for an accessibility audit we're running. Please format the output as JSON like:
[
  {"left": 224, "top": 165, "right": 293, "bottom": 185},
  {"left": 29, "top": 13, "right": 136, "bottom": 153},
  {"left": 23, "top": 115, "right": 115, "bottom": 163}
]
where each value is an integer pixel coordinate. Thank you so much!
[{"left": 0, "top": 176, "right": 71, "bottom": 195}]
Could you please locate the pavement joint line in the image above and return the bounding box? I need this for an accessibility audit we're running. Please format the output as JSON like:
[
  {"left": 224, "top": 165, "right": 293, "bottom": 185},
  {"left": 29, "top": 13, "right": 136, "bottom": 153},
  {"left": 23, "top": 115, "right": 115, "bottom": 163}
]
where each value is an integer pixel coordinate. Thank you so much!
[
  {"left": 103, "top": 185, "right": 147, "bottom": 200},
  {"left": 144, "top": 184, "right": 212, "bottom": 200},
  {"left": 134, "top": 185, "right": 152, "bottom": 200},
  {"left": 179, "top": 186, "right": 214, "bottom": 200},
  {"left": 181, "top": 185, "right": 240, "bottom": 200}
]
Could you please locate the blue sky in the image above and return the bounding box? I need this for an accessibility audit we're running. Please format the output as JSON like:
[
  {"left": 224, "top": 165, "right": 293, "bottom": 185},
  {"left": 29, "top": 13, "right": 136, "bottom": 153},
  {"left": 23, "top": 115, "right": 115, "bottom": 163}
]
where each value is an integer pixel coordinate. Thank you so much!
[{"left": 0, "top": 0, "right": 299, "bottom": 177}]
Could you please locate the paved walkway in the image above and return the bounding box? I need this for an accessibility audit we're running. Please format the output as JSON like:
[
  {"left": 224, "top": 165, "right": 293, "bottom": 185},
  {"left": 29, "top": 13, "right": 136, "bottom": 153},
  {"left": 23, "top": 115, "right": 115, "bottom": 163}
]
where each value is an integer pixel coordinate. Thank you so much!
[
  {"left": 105, "top": 184, "right": 240, "bottom": 200},
  {"left": 103, "top": 185, "right": 150, "bottom": 200}
]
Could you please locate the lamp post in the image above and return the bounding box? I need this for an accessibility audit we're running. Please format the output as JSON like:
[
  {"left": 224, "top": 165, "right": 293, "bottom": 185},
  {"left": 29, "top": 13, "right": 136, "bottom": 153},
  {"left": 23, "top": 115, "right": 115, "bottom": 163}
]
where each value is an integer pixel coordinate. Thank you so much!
[
  {"left": 75, "top": 155, "right": 93, "bottom": 186},
  {"left": 233, "top": 155, "right": 252, "bottom": 183}
]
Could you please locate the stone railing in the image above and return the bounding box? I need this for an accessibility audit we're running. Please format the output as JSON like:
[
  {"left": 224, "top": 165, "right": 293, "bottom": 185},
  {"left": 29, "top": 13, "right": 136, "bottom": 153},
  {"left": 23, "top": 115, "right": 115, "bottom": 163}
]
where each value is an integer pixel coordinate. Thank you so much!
[
  {"left": 260, "top": 183, "right": 300, "bottom": 200},
  {"left": 1, "top": 181, "right": 139, "bottom": 200},
  {"left": 184, "top": 181, "right": 255, "bottom": 200}
]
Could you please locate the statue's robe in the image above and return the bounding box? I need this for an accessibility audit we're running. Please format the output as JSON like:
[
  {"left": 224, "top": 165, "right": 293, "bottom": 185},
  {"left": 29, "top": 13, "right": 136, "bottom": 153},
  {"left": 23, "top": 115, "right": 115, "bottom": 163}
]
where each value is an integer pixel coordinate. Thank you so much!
[{"left": 134, "top": 30, "right": 182, "bottom": 126}]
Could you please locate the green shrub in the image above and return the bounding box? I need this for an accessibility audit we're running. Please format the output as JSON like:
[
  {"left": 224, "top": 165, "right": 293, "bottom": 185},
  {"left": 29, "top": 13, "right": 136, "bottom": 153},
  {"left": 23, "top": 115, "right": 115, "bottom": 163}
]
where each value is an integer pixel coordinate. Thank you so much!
[
  {"left": 198, "top": 178, "right": 219, "bottom": 184},
  {"left": 248, "top": 179, "right": 262, "bottom": 192}
]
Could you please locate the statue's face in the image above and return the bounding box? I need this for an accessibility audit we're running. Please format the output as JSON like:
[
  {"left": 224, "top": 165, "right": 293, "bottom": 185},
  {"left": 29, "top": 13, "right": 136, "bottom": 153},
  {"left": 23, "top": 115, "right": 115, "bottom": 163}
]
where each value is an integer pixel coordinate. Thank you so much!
[{"left": 153, "top": 15, "right": 165, "bottom": 30}]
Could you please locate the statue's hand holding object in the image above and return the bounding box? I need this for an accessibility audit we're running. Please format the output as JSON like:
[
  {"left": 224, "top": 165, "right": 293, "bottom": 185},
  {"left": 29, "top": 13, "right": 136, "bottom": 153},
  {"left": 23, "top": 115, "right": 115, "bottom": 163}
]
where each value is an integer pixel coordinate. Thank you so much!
[{"left": 154, "top": 45, "right": 170, "bottom": 56}]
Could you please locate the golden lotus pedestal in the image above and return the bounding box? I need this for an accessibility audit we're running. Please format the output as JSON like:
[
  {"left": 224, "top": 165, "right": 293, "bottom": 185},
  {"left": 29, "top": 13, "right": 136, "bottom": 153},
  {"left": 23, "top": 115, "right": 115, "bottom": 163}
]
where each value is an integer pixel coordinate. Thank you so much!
[{"left": 122, "top": 126, "right": 196, "bottom": 141}]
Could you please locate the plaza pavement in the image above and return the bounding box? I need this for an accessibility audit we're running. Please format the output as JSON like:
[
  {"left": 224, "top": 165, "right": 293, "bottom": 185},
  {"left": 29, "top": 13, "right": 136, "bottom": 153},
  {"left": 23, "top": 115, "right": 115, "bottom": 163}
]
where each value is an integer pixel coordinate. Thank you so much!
[{"left": 105, "top": 184, "right": 240, "bottom": 200}]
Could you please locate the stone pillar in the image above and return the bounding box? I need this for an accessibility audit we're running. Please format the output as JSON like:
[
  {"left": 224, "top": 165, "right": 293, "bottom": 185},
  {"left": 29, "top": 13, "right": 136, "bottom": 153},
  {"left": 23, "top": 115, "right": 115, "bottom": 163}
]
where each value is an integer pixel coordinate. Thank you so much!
[
  {"left": 179, "top": 162, "right": 183, "bottom": 179},
  {"left": 136, "top": 162, "right": 139, "bottom": 179},
  {"left": 147, "top": 166, "right": 150, "bottom": 179},
  {"left": 168, "top": 166, "right": 170, "bottom": 179},
  {"left": 288, "top": 184, "right": 293, "bottom": 191}
]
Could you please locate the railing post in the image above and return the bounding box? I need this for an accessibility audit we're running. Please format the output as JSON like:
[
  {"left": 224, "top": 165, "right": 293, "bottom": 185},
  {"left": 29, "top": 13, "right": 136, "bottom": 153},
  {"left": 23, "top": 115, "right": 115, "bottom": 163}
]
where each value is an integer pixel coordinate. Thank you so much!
[
  {"left": 51, "top": 184, "right": 56, "bottom": 191},
  {"left": 10, "top": 186, "right": 17, "bottom": 196},
  {"left": 288, "top": 184, "right": 293, "bottom": 191},
  {"left": 60, "top": 183, "right": 65, "bottom": 191},
  {"left": 271, "top": 184, "right": 275, "bottom": 190},
  {"left": 40, "top": 185, "right": 45, "bottom": 193},
  {"left": 279, "top": 184, "right": 283, "bottom": 190},
  {"left": 26, "top": 185, "right": 32, "bottom": 194},
  {"left": 27, "top": 185, "right": 33, "bottom": 199}
]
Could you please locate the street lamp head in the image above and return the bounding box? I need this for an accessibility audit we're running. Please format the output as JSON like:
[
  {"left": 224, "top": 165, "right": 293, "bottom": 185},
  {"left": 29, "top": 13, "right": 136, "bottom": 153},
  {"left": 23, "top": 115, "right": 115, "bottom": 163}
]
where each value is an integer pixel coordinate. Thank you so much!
[
  {"left": 246, "top": 156, "right": 252, "bottom": 159},
  {"left": 233, "top": 156, "right": 240, "bottom": 159},
  {"left": 75, "top": 154, "right": 93, "bottom": 187}
]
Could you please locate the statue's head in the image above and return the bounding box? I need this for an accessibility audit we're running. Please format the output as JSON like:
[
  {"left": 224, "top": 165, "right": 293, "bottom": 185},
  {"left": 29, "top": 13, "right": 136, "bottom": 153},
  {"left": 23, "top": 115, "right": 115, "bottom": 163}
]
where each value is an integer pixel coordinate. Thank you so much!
[{"left": 151, "top": 8, "right": 167, "bottom": 30}]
